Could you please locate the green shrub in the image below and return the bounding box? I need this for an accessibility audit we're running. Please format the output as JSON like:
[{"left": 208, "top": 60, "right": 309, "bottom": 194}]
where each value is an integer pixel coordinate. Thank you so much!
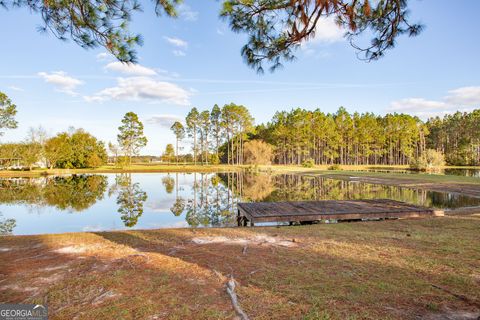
[
  {"left": 209, "top": 153, "right": 220, "bottom": 165},
  {"left": 328, "top": 164, "right": 342, "bottom": 170},
  {"left": 410, "top": 149, "right": 445, "bottom": 171},
  {"left": 302, "top": 158, "right": 315, "bottom": 168}
]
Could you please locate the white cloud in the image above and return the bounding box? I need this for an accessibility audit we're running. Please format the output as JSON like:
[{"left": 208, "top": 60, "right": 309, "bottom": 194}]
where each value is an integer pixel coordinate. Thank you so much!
[
  {"left": 146, "top": 201, "right": 173, "bottom": 213},
  {"left": 7, "top": 85, "right": 23, "bottom": 91},
  {"left": 301, "top": 45, "right": 331, "bottom": 59},
  {"left": 96, "top": 52, "right": 110, "bottom": 61},
  {"left": 172, "top": 50, "right": 186, "bottom": 57},
  {"left": 84, "top": 77, "right": 191, "bottom": 105},
  {"left": 38, "top": 71, "right": 83, "bottom": 96},
  {"left": 178, "top": 4, "right": 199, "bottom": 21},
  {"left": 388, "top": 86, "right": 480, "bottom": 119},
  {"left": 445, "top": 86, "right": 480, "bottom": 106},
  {"left": 389, "top": 98, "right": 448, "bottom": 112},
  {"left": 311, "top": 17, "right": 344, "bottom": 43},
  {"left": 298, "top": 17, "right": 343, "bottom": 58},
  {"left": 146, "top": 115, "right": 183, "bottom": 129},
  {"left": 164, "top": 36, "right": 188, "bottom": 48},
  {"left": 104, "top": 61, "right": 157, "bottom": 76}
]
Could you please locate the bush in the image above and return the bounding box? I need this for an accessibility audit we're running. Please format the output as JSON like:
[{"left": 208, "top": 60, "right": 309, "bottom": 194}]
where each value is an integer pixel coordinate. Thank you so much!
[
  {"left": 410, "top": 149, "right": 445, "bottom": 171},
  {"left": 243, "top": 140, "right": 274, "bottom": 165},
  {"left": 209, "top": 153, "right": 220, "bottom": 165},
  {"left": 86, "top": 153, "right": 103, "bottom": 168},
  {"left": 327, "top": 164, "right": 342, "bottom": 171},
  {"left": 302, "top": 158, "right": 315, "bottom": 168}
]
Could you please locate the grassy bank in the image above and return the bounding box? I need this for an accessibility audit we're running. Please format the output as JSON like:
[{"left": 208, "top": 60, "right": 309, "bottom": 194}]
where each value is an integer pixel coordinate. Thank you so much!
[
  {"left": 0, "top": 164, "right": 243, "bottom": 177},
  {"left": 1, "top": 163, "right": 479, "bottom": 179},
  {"left": 1, "top": 215, "right": 479, "bottom": 319}
]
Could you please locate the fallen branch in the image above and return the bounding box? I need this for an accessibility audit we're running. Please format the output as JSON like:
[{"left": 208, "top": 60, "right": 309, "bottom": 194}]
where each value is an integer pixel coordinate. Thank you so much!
[
  {"left": 248, "top": 269, "right": 261, "bottom": 276},
  {"left": 226, "top": 276, "right": 249, "bottom": 320},
  {"left": 242, "top": 245, "right": 248, "bottom": 255}
]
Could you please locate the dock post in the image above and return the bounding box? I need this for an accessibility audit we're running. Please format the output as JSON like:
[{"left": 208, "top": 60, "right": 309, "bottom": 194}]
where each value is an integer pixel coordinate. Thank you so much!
[{"left": 237, "top": 210, "right": 242, "bottom": 227}]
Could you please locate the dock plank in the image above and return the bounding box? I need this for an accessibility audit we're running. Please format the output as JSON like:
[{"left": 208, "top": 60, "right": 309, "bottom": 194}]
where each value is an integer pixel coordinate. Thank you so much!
[{"left": 237, "top": 199, "right": 444, "bottom": 225}]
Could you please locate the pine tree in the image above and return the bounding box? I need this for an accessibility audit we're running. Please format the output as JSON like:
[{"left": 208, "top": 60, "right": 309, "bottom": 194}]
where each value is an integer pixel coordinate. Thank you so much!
[
  {"left": 117, "top": 112, "right": 147, "bottom": 166},
  {"left": 170, "top": 121, "right": 185, "bottom": 164}
]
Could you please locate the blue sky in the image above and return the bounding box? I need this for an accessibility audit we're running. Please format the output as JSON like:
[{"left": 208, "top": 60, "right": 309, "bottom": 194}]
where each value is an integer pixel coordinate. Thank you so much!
[{"left": 1, "top": 0, "right": 480, "bottom": 155}]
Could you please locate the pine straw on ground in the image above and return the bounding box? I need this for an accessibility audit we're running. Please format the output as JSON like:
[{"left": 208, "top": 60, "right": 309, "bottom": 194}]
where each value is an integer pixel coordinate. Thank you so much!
[{"left": 1, "top": 215, "right": 479, "bottom": 320}]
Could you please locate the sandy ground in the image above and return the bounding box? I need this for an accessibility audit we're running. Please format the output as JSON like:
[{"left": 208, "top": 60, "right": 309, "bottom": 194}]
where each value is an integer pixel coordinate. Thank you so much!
[{"left": 1, "top": 215, "right": 479, "bottom": 319}]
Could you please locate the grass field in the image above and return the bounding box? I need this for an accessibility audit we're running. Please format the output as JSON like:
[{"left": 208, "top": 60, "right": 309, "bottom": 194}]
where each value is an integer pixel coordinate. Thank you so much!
[{"left": 1, "top": 215, "right": 479, "bottom": 319}]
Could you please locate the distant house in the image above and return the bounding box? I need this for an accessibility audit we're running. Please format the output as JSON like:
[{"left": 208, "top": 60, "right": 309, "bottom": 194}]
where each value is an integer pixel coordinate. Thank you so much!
[
  {"left": 0, "top": 157, "right": 47, "bottom": 170},
  {"left": 0, "top": 158, "right": 23, "bottom": 170}
]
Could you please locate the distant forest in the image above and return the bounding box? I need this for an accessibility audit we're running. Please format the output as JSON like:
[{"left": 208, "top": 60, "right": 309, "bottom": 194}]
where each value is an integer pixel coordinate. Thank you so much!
[
  {"left": 1, "top": 100, "right": 479, "bottom": 168},
  {"left": 177, "top": 105, "right": 480, "bottom": 166}
]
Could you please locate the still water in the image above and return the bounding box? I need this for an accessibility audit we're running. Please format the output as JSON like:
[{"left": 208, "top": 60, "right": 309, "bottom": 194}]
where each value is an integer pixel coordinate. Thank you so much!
[
  {"left": 358, "top": 168, "right": 480, "bottom": 177},
  {"left": 1, "top": 172, "right": 479, "bottom": 235}
]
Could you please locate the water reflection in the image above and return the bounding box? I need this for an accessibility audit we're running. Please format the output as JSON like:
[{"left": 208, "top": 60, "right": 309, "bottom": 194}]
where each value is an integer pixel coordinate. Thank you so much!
[
  {"left": 444, "top": 169, "right": 480, "bottom": 178},
  {"left": 184, "top": 173, "right": 239, "bottom": 227},
  {"left": 358, "top": 168, "right": 480, "bottom": 177},
  {"left": 0, "top": 172, "right": 479, "bottom": 235},
  {"left": 111, "top": 174, "right": 148, "bottom": 227},
  {"left": 0, "top": 213, "right": 16, "bottom": 235},
  {"left": 161, "top": 175, "right": 175, "bottom": 194},
  {"left": 0, "top": 175, "right": 107, "bottom": 212},
  {"left": 239, "top": 174, "right": 480, "bottom": 208}
]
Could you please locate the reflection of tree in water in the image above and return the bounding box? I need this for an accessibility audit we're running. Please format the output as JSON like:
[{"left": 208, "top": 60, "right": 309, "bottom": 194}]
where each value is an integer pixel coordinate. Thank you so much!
[
  {"left": 170, "top": 198, "right": 185, "bottom": 216},
  {"left": 218, "top": 173, "right": 480, "bottom": 209},
  {"left": 161, "top": 175, "right": 175, "bottom": 194},
  {"left": 183, "top": 173, "right": 239, "bottom": 227},
  {"left": 0, "top": 178, "right": 44, "bottom": 205},
  {"left": 43, "top": 175, "right": 108, "bottom": 211},
  {"left": 0, "top": 213, "right": 16, "bottom": 235},
  {"left": 170, "top": 173, "right": 185, "bottom": 217},
  {"left": 114, "top": 174, "right": 148, "bottom": 227},
  {"left": 0, "top": 175, "right": 108, "bottom": 212},
  {"left": 239, "top": 174, "right": 274, "bottom": 201}
]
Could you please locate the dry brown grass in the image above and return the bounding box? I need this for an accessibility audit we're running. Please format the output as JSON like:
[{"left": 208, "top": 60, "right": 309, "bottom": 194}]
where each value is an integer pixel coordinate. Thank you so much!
[{"left": 1, "top": 216, "right": 479, "bottom": 319}]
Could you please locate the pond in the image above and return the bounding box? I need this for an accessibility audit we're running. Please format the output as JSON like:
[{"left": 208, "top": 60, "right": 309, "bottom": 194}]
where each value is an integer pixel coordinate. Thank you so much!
[{"left": 1, "top": 172, "right": 479, "bottom": 235}]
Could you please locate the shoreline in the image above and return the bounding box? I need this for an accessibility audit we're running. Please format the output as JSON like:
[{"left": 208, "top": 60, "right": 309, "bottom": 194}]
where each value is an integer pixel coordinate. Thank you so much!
[{"left": 1, "top": 163, "right": 479, "bottom": 176}]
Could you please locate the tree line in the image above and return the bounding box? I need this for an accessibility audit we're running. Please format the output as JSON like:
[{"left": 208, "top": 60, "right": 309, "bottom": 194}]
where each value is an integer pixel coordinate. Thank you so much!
[
  {"left": 170, "top": 103, "right": 254, "bottom": 165},
  {"left": 174, "top": 105, "right": 480, "bottom": 166},
  {"left": 426, "top": 111, "right": 480, "bottom": 166},
  {"left": 256, "top": 107, "right": 429, "bottom": 166},
  {"left": 2, "top": 89, "right": 479, "bottom": 167},
  {"left": 0, "top": 127, "right": 107, "bottom": 169},
  {"left": 1, "top": 94, "right": 148, "bottom": 169}
]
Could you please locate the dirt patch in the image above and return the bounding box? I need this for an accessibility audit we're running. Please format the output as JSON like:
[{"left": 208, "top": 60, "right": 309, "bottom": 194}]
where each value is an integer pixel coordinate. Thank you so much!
[
  {"left": 421, "top": 308, "right": 480, "bottom": 320},
  {"left": 40, "top": 263, "right": 71, "bottom": 272},
  {"left": 36, "top": 274, "right": 64, "bottom": 285},
  {"left": 0, "top": 284, "right": 39, "bottom": 293},
  {"left": 53, "top": 245, "right": 89, "bottom": 254},
  {"left": 192, "top": 235, "right": 298, "bottom": 247}
]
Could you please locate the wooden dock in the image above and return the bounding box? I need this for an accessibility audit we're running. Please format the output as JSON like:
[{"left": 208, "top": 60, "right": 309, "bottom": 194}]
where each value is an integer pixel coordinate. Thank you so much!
[{"left": 237, "top": 199, "right": 444, "bottom": 226}]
